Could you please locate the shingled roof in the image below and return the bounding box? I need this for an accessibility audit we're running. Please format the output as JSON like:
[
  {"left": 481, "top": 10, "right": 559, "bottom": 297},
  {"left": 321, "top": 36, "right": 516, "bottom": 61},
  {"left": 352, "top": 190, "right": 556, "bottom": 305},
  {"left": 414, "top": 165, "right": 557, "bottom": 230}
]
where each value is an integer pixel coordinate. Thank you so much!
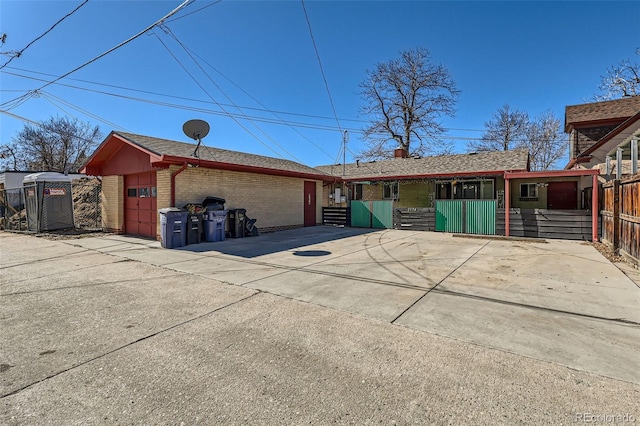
[
  {"left": 315, "top": 149, "right": 530, "bottom": 180},
  {"left": 565, "top": 97, "right": 640, "bottom": 130},
  {"left": 114, "top": 132, "right": 330, "bottom": 177}
]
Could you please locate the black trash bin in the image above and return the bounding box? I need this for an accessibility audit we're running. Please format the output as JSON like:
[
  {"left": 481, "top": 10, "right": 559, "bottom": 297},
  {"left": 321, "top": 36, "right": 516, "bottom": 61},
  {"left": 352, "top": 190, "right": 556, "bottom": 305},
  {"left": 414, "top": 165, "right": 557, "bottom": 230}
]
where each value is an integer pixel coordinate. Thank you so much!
[
  {"left": 204, "top": 210, "right": 227, "bottom": 242},
  {"left": 202, "top": 196, "right": 226, "bottom": 211},
  {"left": 186, "top": 212, "right": 203, "bottom": 245},
  {"left": 227, "top": 208, "right": 246, "bottom": 238},
  {"left": 159, "top": 208, "right": 187, "bottom": 249}
]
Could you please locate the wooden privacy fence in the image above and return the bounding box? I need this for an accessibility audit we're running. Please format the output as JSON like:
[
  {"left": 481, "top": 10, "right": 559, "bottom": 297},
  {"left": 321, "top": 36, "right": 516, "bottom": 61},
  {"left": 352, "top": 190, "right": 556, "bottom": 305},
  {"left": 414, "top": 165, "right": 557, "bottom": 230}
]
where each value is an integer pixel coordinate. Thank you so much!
[
  {"left": 393, "top": 208, "right": 436, "bottom": 231},
  {"left": 601, "top": 175, "right": 640, "bottom": 265},
  {"left": 496, "top": 209, "right": 598, "bottom": 240}
]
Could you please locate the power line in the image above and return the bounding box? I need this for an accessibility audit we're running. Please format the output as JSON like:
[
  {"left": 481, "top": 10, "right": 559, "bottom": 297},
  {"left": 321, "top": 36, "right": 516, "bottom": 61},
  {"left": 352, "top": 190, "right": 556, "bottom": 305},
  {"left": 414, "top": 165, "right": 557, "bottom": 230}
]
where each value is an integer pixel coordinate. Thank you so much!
[
  {"left": 151, "top": 28, "right": 296, "bottom": 161},
  {"left": 160, "top": 25, "right": 306, "bottom": 163},
  {"left": 0, "top": 0, "right": 89, "bottom": 70},
  {"left": 174, "top": 43, "right": 337, "bottom": 161},
  {"left": 165, "top": 0, "right": 223, "bottom": 23},
  {"left": 3, "top": 66, "right": 488, "bottom": 133},
  {"left": 300, "top": 0, "right": 344, "bottom": 164},
  {"left": 0, "top": 0, "right": 192, "bottom": 110}
]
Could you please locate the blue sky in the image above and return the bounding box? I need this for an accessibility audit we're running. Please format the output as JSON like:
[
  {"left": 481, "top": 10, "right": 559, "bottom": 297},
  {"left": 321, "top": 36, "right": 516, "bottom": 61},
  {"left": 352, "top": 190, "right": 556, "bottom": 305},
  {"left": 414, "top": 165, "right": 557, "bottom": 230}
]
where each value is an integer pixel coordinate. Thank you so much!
[{"left": 1, "top": 0, "right": 638, "bottom": 168}]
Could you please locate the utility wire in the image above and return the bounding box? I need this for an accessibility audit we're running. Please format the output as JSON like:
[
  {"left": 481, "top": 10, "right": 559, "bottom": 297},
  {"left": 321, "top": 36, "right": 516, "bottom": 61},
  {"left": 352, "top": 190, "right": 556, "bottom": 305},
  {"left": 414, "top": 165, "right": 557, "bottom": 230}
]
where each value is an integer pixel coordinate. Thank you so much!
[
  {"left": 2, "top": 71, "right": 568, "bottom": 145},
  {"left": 156, "top": 26, "right": 305, "bottom": 163},
  {"left": 0, "top": 109, "right": 105, "bottom": 148},
  {"left": 165, "top": 0, "right": 222, "bottom": 23},
  {"left": 2, "top": 66, "right": 487, "bottom": 133},
  {"left": 3, "top": 65, "right": 371, "bottom": 126},
  {"left": 151, "top": 29, "right": 293, "bottom": 161},
  {"left": 0, "top": 0, "right": 89, "bottom": 70},
  {"left": 301, "top": 0, "right": 344, "bottom": 163},
  {"left": 175, "top": 43, "right": 337, "bottom": 161},
  {"left": 40, "top": 91, "right": 128, "bottom": 131},
  {"left": 0, "top": 0, "right": 192, "bottom": 109}
]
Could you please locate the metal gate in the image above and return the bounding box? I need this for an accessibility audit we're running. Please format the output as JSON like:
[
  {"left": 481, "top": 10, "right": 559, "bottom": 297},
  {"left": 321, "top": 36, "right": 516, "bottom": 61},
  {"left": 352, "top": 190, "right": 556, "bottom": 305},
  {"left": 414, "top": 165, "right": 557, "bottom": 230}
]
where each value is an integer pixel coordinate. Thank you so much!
[
  {"left": 350, "top": 200, "right": 393, "bottom": 229},
  {"left": 435, "top": 200, "right": 496, "bottom": 235}
]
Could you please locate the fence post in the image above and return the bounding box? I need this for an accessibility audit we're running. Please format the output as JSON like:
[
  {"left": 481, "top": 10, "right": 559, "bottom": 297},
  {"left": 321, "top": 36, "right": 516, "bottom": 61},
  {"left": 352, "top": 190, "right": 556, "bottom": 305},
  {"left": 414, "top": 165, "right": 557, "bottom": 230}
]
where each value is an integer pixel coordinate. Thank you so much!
[{"left": 612, "top": 179, "right": 620, "bottom": 252}]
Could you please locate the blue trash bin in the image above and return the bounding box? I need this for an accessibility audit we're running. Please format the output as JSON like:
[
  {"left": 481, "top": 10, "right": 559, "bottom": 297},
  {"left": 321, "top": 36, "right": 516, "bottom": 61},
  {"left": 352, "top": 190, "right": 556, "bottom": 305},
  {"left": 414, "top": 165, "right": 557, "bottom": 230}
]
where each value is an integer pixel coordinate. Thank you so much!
[
  {"left": 159, "top": 208, "right": 187, "bottom": 249},
  {"left": 204, "top": 210, "right": 227, "bottom": 242}
]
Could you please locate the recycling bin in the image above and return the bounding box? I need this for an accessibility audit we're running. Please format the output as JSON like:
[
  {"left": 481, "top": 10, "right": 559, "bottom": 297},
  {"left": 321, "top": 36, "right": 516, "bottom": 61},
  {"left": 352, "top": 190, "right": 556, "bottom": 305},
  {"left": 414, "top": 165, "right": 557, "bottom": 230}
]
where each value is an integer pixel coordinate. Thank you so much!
[
  {"left": 227, "top": 208, "right": 246, "bottom": 238},
  {"left": 159, "top": 208, "right": 187, "bottom": 249},
  {"left": 204, "top": 210, "right": 227, "bottom": 242},
  {"left": 186, "top": 212, "right": 203, "bottom": 245}
]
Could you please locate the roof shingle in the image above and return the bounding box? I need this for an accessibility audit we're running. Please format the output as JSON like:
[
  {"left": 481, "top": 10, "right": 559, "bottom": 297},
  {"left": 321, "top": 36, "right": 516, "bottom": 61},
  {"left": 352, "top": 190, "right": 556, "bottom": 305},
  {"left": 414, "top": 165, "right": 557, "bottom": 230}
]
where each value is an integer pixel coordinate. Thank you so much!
[
  {"left": 565, "top": 97, "right": 640, "bottom": 127},
  {"left": 115, "top": 132, "right": 330, "bottom": 177},
  {"left": 315, "top": 149, "right": 529, "bottom": 180}
]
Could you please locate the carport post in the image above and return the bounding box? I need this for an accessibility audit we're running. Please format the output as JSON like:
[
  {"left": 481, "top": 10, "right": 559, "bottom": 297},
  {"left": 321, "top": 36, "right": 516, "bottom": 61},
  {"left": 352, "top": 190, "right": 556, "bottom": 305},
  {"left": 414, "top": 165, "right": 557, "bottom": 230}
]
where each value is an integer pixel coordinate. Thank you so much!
[
  {"left": 504, "top": 174, "right": 510, "bottom": 237},
  {"left": 592, "top": 174, "right": 598, "bottom": 242}
]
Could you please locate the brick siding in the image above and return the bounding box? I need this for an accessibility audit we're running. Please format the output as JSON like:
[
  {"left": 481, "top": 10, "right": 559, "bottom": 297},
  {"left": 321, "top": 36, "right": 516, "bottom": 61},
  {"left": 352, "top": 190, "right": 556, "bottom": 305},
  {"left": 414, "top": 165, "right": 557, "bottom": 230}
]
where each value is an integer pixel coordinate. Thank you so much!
[{"left": 101, "top": 175, "right": 123, "bottom": 233}]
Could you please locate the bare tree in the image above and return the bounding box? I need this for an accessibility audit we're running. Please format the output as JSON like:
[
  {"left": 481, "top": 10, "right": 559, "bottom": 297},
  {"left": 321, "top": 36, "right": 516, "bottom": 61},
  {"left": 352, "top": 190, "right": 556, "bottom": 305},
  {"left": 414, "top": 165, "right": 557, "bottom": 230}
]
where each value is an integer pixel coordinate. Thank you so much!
[
  {"left": 522, "top": 111, "right": 566, "bottom": 171},
  {"left": 0, "top": 116, "right": 102, "bottom": 172},
  {"left": 358, "top": 47, "right": 459, "bottom": 160},
  {"left": 594, "top": 49, "right": 640, "bottom": 101},
  {"left": 468, "top": 104, "right": 529, "bottom": 152}
]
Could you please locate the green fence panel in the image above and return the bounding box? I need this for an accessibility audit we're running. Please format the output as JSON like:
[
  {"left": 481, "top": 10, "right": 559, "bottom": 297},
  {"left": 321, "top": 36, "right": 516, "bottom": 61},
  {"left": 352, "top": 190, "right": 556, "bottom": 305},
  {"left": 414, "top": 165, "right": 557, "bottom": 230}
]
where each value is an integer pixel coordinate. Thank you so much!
[
  {"left": 372, "top": 200, "right": 393, "bottom": 229},
  {"left": 350, "top": 201, "right": 371, "bottom": 228},
  {"left": 435, "top": 200, "right": 463, "bottom": 233},
  {"left": 466, "top": 200, "right": 496, "bottom": 235}
]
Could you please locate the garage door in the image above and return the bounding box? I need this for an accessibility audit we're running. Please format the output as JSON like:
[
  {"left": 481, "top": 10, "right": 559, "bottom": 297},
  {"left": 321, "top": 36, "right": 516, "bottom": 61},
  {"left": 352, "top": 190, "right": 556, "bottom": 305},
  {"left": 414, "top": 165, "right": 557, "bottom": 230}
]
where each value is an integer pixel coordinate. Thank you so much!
[{"left": 125, "top": 172, "right": 157, "bottom": 238}]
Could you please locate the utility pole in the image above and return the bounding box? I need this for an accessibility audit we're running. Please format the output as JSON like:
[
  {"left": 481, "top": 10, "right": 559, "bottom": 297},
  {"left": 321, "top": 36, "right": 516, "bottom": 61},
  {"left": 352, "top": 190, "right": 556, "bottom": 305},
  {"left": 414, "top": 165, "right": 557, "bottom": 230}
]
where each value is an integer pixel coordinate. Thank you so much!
[{"left": 342, "top": 130, "right": 349, "bottom": 177}]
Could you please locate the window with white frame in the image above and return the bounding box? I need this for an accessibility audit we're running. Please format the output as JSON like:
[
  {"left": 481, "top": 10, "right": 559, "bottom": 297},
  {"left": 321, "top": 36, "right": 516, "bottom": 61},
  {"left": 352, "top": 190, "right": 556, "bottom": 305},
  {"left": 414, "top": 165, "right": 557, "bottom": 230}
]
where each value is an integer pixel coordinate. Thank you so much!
[
  {"left": 520, "top": 183, "right": 538, "bottom": 200},
  {"left": 383, "top": 182, "right": 399, "bottom": 199}
]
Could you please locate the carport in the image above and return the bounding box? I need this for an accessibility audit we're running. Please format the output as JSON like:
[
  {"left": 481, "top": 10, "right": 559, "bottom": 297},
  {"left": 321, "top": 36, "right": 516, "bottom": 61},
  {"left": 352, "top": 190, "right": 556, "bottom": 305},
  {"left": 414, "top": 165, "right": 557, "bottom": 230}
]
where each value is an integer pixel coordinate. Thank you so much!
[{"left": 503, "top": 169, "right": 600, "bottom": 241}]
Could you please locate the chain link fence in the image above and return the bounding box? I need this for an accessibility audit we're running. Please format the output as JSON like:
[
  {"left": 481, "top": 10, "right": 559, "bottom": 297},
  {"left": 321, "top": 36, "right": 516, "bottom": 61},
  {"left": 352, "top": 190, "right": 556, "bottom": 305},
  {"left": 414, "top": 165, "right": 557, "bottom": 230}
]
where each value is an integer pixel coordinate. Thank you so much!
[{"left": 0, "top": 177, "right": 102, "bottom": 233}]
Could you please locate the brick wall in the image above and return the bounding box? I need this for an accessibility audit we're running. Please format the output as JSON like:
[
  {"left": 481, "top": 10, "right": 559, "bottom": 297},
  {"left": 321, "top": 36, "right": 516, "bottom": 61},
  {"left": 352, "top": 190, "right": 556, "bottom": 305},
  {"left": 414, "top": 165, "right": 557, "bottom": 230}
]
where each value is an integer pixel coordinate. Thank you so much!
[
  {"left": 172, "top": 167, "right": 322, "bottom": 231},
  {"left": 101, "top": 175, "right": 123, "bottom": 233}
]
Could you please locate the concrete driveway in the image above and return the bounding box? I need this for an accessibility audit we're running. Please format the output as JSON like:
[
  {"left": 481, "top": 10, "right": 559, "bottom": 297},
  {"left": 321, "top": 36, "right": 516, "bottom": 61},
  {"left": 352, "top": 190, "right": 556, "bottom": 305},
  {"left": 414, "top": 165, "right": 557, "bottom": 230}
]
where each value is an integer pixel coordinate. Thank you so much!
[{"left": 1, "top": 227, "right": 639, "bottom": 424}]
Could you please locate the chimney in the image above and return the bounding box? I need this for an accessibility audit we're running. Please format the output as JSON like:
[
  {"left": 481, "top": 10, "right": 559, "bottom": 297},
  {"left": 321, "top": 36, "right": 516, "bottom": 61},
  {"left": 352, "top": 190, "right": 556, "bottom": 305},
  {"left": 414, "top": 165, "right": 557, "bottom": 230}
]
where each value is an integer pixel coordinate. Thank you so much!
[{"left": 394, "top": 147, "right": 409, "bottom": 158}]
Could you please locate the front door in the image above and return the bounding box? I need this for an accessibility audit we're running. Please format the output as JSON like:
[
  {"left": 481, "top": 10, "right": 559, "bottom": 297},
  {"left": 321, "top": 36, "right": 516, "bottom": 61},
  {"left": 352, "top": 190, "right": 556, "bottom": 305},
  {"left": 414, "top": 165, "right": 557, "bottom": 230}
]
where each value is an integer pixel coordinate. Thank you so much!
[
  {"left": 304, "top": 181, "right": 316, "bottom": 227},
  {"left": 124, "top": 172, "right": 157, "bottom": 237},
  {"left": 547, "top": 181, "right": 577, "bottom": 210}
]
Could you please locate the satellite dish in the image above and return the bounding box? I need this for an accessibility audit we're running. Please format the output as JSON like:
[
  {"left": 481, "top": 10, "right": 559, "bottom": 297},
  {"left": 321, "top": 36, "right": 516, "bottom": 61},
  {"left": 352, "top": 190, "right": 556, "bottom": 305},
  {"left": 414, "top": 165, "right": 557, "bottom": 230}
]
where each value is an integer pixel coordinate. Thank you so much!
[
  {"left": 182, "top": 119, "right": 210, "bottom": 158},
  {"left": 182, "top": 119, "right": 210, "bottom": 141}
]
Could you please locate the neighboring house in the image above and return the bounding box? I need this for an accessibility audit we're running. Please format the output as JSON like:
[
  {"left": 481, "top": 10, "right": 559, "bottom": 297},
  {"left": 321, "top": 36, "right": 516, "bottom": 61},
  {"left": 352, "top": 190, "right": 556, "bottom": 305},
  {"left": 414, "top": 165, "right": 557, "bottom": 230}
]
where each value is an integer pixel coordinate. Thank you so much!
[
  {"left": 80, "top": 131, "right": 333, "bottom": 239},
  {"left": 316, "top": 148, "right": 530, "bottom": 209},
  {"left": 317, "top": 148, "right": 599, "bottom": 240},
  {"left": 564, "top": 96, "right": 640, "bottom": 172}
]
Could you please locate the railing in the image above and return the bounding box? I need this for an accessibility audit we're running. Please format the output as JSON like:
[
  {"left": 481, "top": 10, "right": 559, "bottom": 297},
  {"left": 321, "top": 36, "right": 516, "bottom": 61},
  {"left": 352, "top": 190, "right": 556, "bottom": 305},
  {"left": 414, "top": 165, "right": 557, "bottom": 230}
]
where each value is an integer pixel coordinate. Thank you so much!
[{"left": 322, "top": 207, "right": 350, "bottom": 227}]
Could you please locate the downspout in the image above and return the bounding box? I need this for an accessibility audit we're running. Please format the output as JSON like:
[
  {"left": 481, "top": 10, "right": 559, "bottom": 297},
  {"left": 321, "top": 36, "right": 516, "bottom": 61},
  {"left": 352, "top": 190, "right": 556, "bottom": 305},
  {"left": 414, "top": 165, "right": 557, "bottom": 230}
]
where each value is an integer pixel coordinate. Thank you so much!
[
  {"left": 591, "top": 174, "right": 598, "bottom": 242},
  {"left": 504, "top": 173, "right": 510, "bottom": 237},
  {"left": 171, "top": 162, "right": 188, "bottom": 206}
]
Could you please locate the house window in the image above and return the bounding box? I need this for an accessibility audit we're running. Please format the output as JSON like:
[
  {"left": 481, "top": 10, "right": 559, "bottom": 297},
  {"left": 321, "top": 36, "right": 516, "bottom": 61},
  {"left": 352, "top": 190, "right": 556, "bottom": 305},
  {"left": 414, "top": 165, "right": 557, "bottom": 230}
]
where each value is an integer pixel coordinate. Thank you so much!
[
  {"left": 436, "top": 179, "right": 494, "bottom": 200},
  {"left": 383, "top": 182, "right": 399, "bottom": 199},
  {"left": 520, "top": 183, "right": 538, "bottom": 200},
  {"left": 127, "top": 188, "right": 137, "bottom": 197}
]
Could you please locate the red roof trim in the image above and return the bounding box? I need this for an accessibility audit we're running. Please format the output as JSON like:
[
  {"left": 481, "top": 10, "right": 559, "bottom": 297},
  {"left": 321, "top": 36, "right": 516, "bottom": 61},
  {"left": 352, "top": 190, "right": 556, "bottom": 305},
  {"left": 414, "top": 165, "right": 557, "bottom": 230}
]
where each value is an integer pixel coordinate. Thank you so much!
[
  {"left": 505, "top": 169, "right": 598, "bottom": 179},
  {"left": 341, "top": 169, "right": 526, "bottom": 182},
  {"left": 154, "top": 154, "right": 334, "bottom": 181}
]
